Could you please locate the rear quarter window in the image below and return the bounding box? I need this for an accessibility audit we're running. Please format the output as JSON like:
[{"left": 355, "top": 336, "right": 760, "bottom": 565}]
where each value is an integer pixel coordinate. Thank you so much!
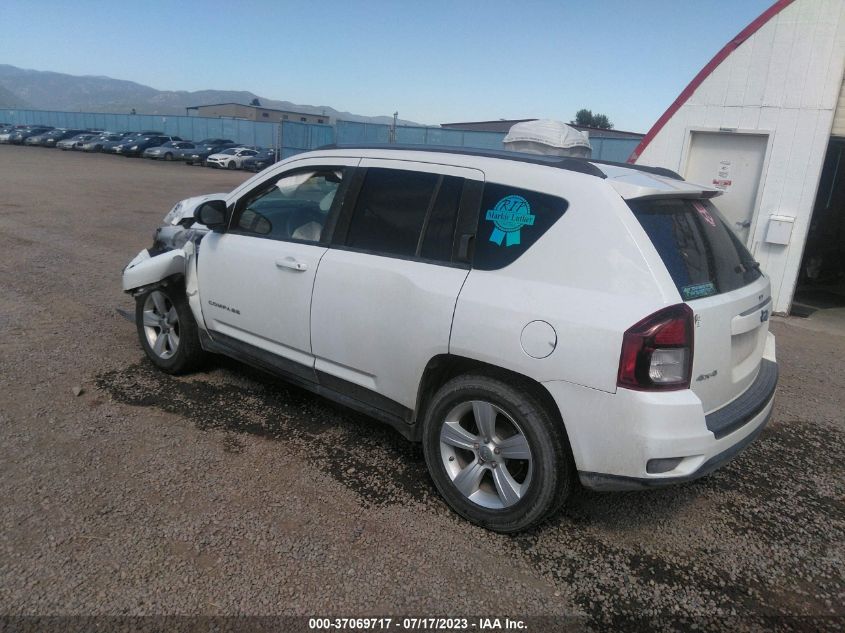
[
  {"left": 629, "top": 198, "right": 762, "bottom": 300},
  {"left": 473, "top": 183, "right": 568, "bottom": 270}
]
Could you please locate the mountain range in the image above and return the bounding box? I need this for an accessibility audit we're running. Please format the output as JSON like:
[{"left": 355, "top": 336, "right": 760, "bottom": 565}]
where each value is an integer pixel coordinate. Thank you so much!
[{"left": 0, "top": 64, "right": 419, "bottom": 126}]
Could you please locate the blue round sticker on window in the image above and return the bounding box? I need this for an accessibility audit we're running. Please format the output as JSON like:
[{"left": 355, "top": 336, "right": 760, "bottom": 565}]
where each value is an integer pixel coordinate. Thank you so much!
[{"left": 485, "top": 195, "right": 536, "bottom": 247}]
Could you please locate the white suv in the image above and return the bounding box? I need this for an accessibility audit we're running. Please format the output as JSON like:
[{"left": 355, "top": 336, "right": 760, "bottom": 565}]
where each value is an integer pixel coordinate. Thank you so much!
[{"left": 122, "top": 146, "right": 778, "bottom": 532}]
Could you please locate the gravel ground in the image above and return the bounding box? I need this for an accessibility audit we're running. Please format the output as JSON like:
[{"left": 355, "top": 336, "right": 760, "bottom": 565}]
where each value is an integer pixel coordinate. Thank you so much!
[{"left": 0, "top": 145, "right": 843, "bottom": 631}]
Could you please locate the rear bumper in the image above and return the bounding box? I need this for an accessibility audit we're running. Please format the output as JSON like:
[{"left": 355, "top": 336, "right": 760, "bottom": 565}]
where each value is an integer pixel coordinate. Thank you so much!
[
  {"left": 579, "top": 400, "right": 773, "bottom": 491},
  {"left": 543, "top": 335, "right": 778, "bottom": 490}
]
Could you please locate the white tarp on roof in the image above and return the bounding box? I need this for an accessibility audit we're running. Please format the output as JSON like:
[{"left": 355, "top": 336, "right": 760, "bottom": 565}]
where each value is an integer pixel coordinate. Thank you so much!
[{"left": 503, "top": 119, "right": 592, "bottom": 157}]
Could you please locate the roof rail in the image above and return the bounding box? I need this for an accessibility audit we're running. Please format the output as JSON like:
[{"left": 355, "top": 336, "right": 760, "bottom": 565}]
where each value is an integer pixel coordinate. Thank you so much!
[
  {"left": 315, "top": 143, "right": 608, "bottom": 178},
  {"left": 314, "top": 144, "right": 686, "bottom": 181}
]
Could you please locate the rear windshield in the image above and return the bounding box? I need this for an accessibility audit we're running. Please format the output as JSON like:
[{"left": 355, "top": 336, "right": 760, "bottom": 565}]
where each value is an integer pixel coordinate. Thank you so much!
[{"left": 629, "top": 198, "right": 762, "bottom": 300}]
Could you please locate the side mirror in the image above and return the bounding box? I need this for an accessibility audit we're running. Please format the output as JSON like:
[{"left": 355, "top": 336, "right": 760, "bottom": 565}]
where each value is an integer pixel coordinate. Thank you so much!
[{"left": 194, "top": 199, "right": 228, "bottom": 231}]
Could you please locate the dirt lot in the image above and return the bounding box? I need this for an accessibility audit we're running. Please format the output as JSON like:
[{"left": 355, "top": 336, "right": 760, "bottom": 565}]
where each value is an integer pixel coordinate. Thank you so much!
[{"left": 0, "top": 145, "right": 843, "bottom": 630}]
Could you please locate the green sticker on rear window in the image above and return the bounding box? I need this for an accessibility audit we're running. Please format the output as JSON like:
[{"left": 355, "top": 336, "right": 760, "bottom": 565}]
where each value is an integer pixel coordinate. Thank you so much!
[{"left": 682, "top": 282, "right": 716, "bottom": 300}]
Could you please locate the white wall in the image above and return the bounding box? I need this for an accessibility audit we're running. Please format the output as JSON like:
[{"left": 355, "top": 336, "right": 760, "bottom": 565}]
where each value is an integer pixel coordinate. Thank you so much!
[{"left": 636, "top": 0, "right": 845, "bottom": 313}]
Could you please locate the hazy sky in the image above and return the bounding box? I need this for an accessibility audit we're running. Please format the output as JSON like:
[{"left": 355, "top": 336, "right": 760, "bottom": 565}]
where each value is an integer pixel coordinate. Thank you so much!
[{"left": 1, "top": 0, "right": 775, "bottom": 131}]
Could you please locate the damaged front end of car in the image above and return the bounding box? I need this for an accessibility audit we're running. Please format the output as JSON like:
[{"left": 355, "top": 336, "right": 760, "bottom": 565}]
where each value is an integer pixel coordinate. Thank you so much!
[{"left": 122, "top": 193, "right": 226, "bottom": 296}]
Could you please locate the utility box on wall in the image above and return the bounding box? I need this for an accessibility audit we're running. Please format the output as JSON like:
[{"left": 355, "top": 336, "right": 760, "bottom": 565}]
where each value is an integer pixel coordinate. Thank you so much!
[{"left": 765, "top": 215, "right": 795, "bottom": 245}]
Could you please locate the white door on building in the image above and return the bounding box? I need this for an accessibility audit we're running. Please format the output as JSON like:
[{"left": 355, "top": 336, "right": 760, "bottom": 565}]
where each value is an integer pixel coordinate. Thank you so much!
[{"left": 684, "top": 131, "right": 768, "bottom": 244}]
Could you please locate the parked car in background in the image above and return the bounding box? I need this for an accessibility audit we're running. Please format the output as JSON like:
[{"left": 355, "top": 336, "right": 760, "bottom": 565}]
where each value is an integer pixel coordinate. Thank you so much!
[
  {"left": 0, "top": 125, "right": 30, "bottom": 144},
  {"left": 56, "top": 133, "right": 97, "bottom": 150},
  {"left": 115, "top": 135, "right": 183, "bottom": 157},
  {"left": 143, "top": 141, "right": 195, "bottom": 161},
  {"left": 80, "top": 132, "right": 127, "bottom": 153},
  {"left": 10, "top": 126, "right": 54, "bottom": 144},
  {"left": 241, "top": 148, "right": 279, "bottom": 172},
  {"left": 35, "top": 128, "right": 89, "bottom": 148},
  {"left": 24, "top": 130, "right": 55, "bottom": 146},
  {"left": 205, "top": 147, "right": 259, "bottom": 169},
  {"left": 102, "top": 133, "right": 138, "bottom": 153},
  {"left": 181, "top": 139, "right": 237, "bottom": 165}
]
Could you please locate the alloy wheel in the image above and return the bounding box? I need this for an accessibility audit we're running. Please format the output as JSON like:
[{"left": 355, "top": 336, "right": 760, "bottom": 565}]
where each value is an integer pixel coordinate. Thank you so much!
[
  {"left": 439, "top": 400, "right": 533, "bottom": 509},
  {"left": 142, "top": 291, "right": 180, "bottom": 360}
]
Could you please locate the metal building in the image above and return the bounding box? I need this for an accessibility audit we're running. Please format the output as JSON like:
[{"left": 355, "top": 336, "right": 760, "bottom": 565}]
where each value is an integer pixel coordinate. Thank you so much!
[
  {"left": 630, "top": 0, "right": 845, "bottom": 315},
  {"left": 186, "top": 102, "right": 329, "bottom": 125}
]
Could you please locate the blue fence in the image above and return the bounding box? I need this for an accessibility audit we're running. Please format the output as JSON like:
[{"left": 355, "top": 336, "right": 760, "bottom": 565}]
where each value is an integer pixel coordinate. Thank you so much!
[
  {"left": 1, "top": 108, "right": 639, "bottom": 162},
  {"left": 0, "top": 108, "right": 335, "bottom": 157},
  {"left": 335, "top": 120, "right": 505, "bottom": 149},
  {"left": 587, "top": 137, "right": 640, "bottom": 163},
  {"left": 335, "top": 120, "right": 639, "bottom": 162}
]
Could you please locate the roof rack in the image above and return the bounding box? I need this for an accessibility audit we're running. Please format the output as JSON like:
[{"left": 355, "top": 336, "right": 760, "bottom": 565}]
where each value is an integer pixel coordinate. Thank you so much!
[{"left": 314, "top": 144, "right": 684, "bottom": 181}]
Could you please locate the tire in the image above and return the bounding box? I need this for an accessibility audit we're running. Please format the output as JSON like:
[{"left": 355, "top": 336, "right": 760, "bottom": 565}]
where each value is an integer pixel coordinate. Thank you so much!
[
  {"left": 422, "top": 374, "right": 573, "bottom": 532},
  {"left": 164, "top": 152, "right": 173, "bottom": 161},
  {"left": 227, "top": 161, "right": 237, "bottom": 170},
  {"left": 135, "top": 285, "right": 206, "bottom": 374}
]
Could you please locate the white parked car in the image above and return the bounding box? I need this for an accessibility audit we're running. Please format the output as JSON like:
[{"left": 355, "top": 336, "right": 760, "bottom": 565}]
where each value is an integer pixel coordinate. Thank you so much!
[
  {"left": 122, "top": 146, "right": 778, "bottom": 532},
  {"left": 205, "top": 147, "right": 259, "bottom": 169},
  {"left": 0, "top": 128, "right": 17, "bottom": 143}
]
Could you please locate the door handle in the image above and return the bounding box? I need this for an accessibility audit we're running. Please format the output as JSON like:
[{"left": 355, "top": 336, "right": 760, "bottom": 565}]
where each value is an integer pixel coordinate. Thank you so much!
[
  {"left": 735, "top": 220, "right": 751, "bottom": 228},
  {"left": 275, "top": 258, "right": 308, "bottom": 272}
]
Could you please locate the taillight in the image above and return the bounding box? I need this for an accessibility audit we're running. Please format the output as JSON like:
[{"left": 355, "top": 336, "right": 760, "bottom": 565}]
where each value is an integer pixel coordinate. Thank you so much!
[{"left": 617, "top": 304, "right": 694, "bottom": 391}]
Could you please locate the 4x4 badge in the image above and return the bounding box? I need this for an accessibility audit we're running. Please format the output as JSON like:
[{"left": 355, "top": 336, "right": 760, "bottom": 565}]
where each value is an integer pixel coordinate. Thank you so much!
[{"left": 486, "top": 195, "right": 535, "bottom": 247}]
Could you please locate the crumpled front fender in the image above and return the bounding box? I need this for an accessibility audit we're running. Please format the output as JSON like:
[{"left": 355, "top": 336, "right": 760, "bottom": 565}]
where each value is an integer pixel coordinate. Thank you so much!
[{"left": 122, "top": 248, "right": 185, "bottom": 292}]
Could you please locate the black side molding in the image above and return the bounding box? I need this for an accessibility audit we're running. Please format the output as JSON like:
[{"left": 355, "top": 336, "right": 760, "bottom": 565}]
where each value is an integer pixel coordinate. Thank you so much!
[{"left": 198, "top": 330, "right": 416, "bottom": 440}]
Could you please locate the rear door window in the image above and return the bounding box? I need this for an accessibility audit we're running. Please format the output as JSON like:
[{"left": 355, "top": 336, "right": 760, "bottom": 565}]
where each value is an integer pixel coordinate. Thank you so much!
[
  {"left": 341, "top": 168, "right": 463, "bottom": 263},
  {"left": 629, "top": 198, "right": 762, "bottom": 300}
]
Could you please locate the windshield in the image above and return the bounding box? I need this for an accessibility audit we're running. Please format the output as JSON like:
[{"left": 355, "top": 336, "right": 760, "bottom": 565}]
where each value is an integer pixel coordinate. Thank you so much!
[
  {"left": 629, "top": 197, "right": 762, "bottom": 300},
  {"left": 219, "top": 149, "right": 237, "bottom": 155}
]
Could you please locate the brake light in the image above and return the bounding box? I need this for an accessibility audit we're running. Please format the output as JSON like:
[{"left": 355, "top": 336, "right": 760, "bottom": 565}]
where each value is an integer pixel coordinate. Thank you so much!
[{"left": 617, "top": 304, "right": 694, "bottom": 391}]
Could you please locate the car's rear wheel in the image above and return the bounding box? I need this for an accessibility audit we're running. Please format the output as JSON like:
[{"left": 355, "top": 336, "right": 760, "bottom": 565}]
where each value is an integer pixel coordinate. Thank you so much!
[
  {"left": 135, "top": 286, "right": 206, "bottom": 374},
  {"left": 422, "top": 374, "right": 573, "bottom": 532}
]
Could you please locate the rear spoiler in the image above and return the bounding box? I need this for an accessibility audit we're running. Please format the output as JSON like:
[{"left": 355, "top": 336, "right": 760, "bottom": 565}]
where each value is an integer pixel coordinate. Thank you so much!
[{"left": 597, "top": 165, "right": 723, "bottom": 201}]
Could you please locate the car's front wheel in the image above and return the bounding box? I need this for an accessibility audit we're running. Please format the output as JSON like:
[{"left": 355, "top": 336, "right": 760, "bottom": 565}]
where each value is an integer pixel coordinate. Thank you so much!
[
  {"left": 164, "top": 152, "right": 173, "bottom": 161},
  {"left": 423, "top": 374, "right": 573, "bottom": 532},
  {"left": 227, "top": 161, "right": 237, "bottom": 170},
  {"left": 135, "top": 286, "right": 206, "bottom": 374}
]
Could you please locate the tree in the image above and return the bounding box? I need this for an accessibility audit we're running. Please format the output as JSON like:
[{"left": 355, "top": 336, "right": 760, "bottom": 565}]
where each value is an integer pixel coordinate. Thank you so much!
[
  {"left": 250, "top": 98, "right": 261, "bottom": 106},
  {"left": 572, "top": 108, "right": 613, "bottom": 129}
]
